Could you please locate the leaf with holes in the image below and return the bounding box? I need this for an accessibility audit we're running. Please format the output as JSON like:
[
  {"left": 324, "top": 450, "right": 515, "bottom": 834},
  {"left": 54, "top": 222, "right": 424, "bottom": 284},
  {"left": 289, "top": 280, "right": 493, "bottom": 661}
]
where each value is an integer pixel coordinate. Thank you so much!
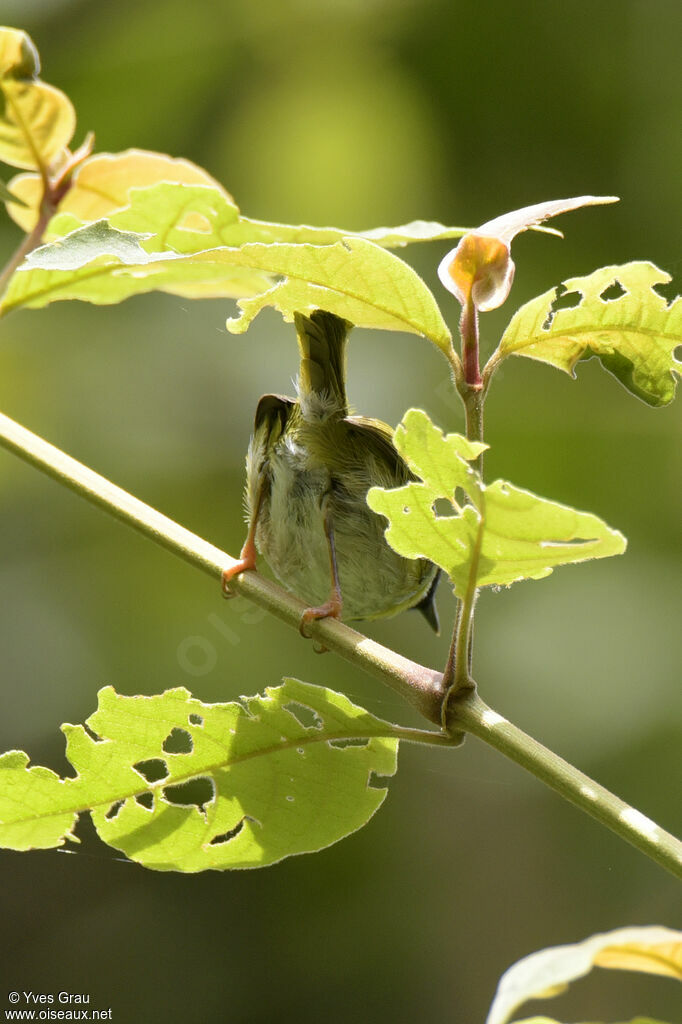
[
  {"left": 0, "top": 680, "right": 401, "bottom": 871},
  {"left": 495, "top": 262, "right": 681, "bottom": 406},
  {"left": 485, "top": 926, "right": 682, "bottom": 1024},
  {"left": 367, "top": 409, "right": 626, "bottom": 598}
]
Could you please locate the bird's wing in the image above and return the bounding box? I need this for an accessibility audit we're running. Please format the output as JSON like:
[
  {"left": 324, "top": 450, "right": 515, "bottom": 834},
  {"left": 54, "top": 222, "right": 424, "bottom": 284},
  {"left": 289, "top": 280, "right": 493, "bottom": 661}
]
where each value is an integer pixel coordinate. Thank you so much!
[{"left": 344, "top": 415, "right": 412, "bottom": 484}]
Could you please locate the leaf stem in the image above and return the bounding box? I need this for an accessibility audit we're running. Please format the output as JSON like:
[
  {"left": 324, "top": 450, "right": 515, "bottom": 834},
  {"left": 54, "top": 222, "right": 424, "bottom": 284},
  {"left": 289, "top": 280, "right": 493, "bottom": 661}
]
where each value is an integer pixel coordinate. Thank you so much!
[{"left": 0, "top": 408, "right": 679, "bottom": 878}]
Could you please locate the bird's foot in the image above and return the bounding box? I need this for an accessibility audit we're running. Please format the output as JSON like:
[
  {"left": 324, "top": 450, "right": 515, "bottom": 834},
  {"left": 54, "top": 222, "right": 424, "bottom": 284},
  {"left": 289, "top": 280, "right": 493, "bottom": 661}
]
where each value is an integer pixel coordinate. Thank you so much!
[
  {"left": 221, "top": 539, "right": 258, "bottom": 598},
  {"left": 299, "top": 593, "right": 343, "bottom": 648}
]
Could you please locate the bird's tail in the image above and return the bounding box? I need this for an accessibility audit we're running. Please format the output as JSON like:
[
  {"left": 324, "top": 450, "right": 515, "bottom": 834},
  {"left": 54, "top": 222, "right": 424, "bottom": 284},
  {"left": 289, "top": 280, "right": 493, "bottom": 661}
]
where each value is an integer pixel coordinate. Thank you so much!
[{"left": 295, "top": 310, "right": 351, "bottom": 421}]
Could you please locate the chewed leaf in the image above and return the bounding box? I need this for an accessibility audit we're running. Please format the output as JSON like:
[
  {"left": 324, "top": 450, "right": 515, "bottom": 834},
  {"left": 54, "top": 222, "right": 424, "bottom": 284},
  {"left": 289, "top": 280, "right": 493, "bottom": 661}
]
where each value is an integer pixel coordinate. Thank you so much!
[
  {"left": 485, "top": 926, "right": 682, "bottom": 1024},
  {"left": 497, "top": 262, "right": 682, "bottom": 406},
  {"left": 367, "top": 409, "right": 625, "bottom": 598},
  {"left": 0, "top": 681, "right": 400, "bottom": 871},
  {"left": 0, "top": 750, "right": 79, "bottom": 850},
  {"left": 226, "top": 237, "right": 452, "bottom": 350}
]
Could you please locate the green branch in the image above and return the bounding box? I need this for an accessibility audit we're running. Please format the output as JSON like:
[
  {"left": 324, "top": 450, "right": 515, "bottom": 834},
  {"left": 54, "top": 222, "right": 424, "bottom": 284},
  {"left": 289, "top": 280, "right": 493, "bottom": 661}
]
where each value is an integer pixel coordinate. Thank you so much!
[
  {"left": 451, "top": 688, "right": 682, "bottom": 877},
  {"left": 0, "top": 408, "right": 680, "bottom": 879}
]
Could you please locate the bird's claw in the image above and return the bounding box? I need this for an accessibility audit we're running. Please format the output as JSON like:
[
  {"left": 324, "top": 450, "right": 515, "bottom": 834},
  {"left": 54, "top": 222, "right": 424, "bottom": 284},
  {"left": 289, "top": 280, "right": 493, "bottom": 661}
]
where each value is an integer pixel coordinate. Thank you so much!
[
  {"left": 221, "top": 555, "right": 257, "bottom": 599},
  {"left": 299, "top": 596, "right": 343, "bottom": 649}
]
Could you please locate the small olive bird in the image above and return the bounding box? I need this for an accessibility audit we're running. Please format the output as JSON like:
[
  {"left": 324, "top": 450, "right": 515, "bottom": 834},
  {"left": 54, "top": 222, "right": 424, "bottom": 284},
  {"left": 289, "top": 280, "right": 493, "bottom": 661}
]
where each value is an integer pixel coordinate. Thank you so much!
[{"left": 222, "top": 310, "right": 440, "bottom": 635}]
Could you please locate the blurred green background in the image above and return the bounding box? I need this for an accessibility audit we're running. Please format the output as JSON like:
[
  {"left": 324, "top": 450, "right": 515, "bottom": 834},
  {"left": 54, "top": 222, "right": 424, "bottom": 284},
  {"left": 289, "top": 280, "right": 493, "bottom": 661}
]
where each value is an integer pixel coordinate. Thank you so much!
[{"left": 0, "top": 0, "right": 680, "bottom": 1021}]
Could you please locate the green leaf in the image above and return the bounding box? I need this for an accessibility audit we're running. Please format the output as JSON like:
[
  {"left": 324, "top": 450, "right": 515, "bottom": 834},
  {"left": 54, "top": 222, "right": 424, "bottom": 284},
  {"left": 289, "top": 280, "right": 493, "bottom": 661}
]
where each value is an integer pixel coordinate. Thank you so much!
[
  {"left": 0, "top": 750, "right": 79, "bottom": 850},
  {"left": 6, "top": 167, "right": 468, "bottom": 250},
  {"left": 226, "top": 236, "right": 452, "bottom": 350},
  {"left": 0, "top": 680, "right": 400, "bottom": 871},
  {"left": 496, "top": 262, "right": 681, "bottom": 406},
  {"left": 104, "top": 181, "right": 422, "bottom": 253},
  {"left": 111, "top": 182, "right": 467, "bottom": 251},
  {"left": 486, "top": 926, "right": 682, "bottom": 1024},
  {"left": 0, "top": 219, "right": 452, "bottom": 350},
  {"left": 240, "top": 215, "right": 470, "bottom": 248},
  {"left": 110, "top": 182, "right": 244, "bottom": 251},
  {"left": 0, "top": 221, "right": 273, "bottom": 307},
  {"left": 367, "top": 409, "right": 626, "bottom": 598}
]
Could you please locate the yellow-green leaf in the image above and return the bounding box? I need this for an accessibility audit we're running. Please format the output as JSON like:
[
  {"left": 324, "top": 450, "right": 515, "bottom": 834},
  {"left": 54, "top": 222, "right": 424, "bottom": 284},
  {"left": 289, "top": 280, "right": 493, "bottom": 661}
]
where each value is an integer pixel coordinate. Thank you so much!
[
  {"left": 0, "top": 220, "right": 452, "bottom": 350},
  {"left": 225, "top": 236, "right": 452, "bottom": 349},
  {"left": 0, "top": 27, "right": 75, "bottom": 172},
  {"left": 0, "top": 26, "right": 40, "bottom": 79},
  {"left": 0, "top": 221, "right": 272, "bottom": 307},
  {"left": 0, "top": 681, "right": 401, "bottom": 872},
  {"left": 6, "top": 160, "right": 470, "bottom": 251},
  {"left": 5, "top": 148, "right": 232, "bottom": 232},
  {"left": 0, "top": 79, "right": 75, "bottom": 171},
  {"left": 0, "top": 749, "right": 79, "bottom": 850},
  {"left": 239, "top": 215, "right": 469, "bottom": 248},
  {"left": 367, "top": 409, "right": 626, "bottom": 598},
  {"left": 496, "top": 262, "right": 681, "bottom": 406}
]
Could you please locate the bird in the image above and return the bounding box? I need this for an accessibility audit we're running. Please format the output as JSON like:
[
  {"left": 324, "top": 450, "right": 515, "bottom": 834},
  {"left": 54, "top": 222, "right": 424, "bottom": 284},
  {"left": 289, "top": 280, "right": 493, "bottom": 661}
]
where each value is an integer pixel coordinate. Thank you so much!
[{"left": 222, "top": 309, "right": 440, "bottom": 636}]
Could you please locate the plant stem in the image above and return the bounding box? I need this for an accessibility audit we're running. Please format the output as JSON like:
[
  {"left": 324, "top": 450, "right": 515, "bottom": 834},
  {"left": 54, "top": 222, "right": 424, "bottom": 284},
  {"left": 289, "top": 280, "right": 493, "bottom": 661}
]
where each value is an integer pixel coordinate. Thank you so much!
[
  {"left": 462, "top": 385, "right": 485, "bottom": 456},
  {"left": 0, "top": 408, "right": 680, "bottom": 879},
  {"left": 0, "top": 133, "right": 94, "bottom": 299},
  {"left": 0, "top": 205, "right": 52, "bottom": 298},
  {"left": 449, "top": 688, "right": 682, "bottom": 880},
  {"left": 443, "top": 381, "right": 487, "bottom": 699}
]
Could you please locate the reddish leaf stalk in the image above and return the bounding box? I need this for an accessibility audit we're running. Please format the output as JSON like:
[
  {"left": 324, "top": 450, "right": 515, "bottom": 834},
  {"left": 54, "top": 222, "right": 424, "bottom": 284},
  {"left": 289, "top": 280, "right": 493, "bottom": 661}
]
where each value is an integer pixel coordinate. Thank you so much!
[{"left": 459, "top": 296, "right": 482, "bottom": 388}]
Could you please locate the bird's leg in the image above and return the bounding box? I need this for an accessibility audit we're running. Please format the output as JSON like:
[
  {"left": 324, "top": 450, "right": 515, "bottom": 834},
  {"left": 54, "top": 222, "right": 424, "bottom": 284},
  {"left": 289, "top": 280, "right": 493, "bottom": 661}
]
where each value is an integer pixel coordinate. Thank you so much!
[
  {"left": 222, "top": 477, "right": 265, "bottom": 598},
  {"left": 300, "top": 495, "right": 343, "bottom": 638}
]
